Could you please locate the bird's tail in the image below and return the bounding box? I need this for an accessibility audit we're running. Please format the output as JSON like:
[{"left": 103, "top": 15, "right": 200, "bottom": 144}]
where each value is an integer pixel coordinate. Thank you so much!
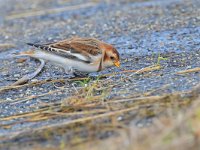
[
  {"left": 13, "top": 43, "right": 47, "bottom": 58},
  {"left": 27, "top": 43, "right": 41, "bottom": 48},
  {"left": 13, "top": 42, "right": 40, "bottom": 58},
  {"left": 27, "top": 43, "right": 49, "bottom": 51}
]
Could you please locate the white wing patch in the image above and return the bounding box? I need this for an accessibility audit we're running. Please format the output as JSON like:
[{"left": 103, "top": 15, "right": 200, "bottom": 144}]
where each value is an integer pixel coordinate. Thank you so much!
[
  {"left": 69, "top": 53, "right": 89, "bottom": 61},
  {"left": 49, "top": 47, "right": 90, "bottom": 62}
]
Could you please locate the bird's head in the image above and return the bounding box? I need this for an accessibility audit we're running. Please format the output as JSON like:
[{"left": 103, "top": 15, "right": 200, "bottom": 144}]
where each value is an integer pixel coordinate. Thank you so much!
[{"left": 102, "top": 44, "right": 120, "bottom": 68}]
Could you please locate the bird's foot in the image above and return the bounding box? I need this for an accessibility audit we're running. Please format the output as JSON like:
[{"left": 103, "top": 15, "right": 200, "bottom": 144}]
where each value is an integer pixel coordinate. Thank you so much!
[
  {"left": 73, "top": 71, "right": 89, "bottom": 78},
  {"left": 65, "top": 68, "right": 89, "bottom": 78},
  {"left": 65, "top": 67, "right": 76, "bottom": 78}
]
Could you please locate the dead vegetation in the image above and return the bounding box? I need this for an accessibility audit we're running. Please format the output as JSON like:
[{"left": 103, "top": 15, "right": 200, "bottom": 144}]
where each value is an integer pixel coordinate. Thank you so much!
[
  {"left": 176, "top": 67, "right": 200, "bottom": 75},
  {"left": 0, "top": 43, "right": 15, "bottom": 52},
  {"left": 0, "top": 67, "right": 200, "bottom": 149},
  {"left": 0, "top": 46, "right": 199, "bottom": 150}
]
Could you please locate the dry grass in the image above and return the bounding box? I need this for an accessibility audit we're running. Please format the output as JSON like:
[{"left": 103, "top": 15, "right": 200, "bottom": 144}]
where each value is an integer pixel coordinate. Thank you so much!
[
  {"left": 70, "top": 96, "right": 200, "bottom": 150},
  {"left": 0, "top": 76, "right": 200, "bottom": 150},
  {"left": 0, "top": 43, "right": 15, "bottom": 51},
  {"left": 0, "top": 57, "right": 199, "bottom": 150},
  {"left": 176, "top": 67, "right": 200, "bottom": 74}
]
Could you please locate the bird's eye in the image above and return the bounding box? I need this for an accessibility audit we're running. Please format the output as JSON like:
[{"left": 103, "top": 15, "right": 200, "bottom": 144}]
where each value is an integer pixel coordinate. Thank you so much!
[{"left": 110, "top": 56, "right": 114, "bottom": 60}]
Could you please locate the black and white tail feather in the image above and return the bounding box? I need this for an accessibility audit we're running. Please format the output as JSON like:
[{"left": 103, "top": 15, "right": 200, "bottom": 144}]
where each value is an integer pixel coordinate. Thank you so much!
[{"left": 27, "top": 43, "right": 55, "bottom": 52}]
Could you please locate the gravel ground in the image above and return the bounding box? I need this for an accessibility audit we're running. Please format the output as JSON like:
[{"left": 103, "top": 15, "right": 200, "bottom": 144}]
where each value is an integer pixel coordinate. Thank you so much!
[{"left": 0, "top": 0, "right": 200, "bottom": 149}]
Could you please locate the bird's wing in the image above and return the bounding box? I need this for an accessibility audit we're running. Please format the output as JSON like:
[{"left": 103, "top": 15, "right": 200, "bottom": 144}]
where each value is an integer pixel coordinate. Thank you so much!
[{"left": 27, "top": 38, "right": 102, "bottom": 63}]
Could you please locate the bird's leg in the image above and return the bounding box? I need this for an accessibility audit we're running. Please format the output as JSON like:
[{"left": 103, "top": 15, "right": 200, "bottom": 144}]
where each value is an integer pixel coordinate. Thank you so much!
[
  {"left": 64, "top": 67, "right": 88, "bottom": 78},
  {"left": 65, "top": 67, "right": 76, "bottom": 78}
]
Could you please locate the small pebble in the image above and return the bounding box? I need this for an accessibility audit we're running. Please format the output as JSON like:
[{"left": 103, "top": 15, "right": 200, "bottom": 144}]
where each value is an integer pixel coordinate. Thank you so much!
[
  {"left": 14, "top": 74, "right": 20, "bottom": 78},
  {"left": 31, "top": 79, "right": 39, "bottom": 82}
]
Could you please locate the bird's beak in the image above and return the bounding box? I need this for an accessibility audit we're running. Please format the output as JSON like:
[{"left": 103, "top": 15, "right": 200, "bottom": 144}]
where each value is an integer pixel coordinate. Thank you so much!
[{"left": 114, "top": 61, "right": 120, "bottom": 67}]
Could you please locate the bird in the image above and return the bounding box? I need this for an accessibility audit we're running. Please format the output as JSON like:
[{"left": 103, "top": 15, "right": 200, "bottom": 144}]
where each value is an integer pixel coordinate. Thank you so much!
[{"left": 20, "top": 37, "right": 120, "bottom": 76}]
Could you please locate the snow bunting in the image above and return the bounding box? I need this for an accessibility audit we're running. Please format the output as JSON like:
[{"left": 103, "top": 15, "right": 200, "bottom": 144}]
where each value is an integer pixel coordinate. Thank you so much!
[{"left": 21, "top": 37, "right": 120, "bottom": 75}]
